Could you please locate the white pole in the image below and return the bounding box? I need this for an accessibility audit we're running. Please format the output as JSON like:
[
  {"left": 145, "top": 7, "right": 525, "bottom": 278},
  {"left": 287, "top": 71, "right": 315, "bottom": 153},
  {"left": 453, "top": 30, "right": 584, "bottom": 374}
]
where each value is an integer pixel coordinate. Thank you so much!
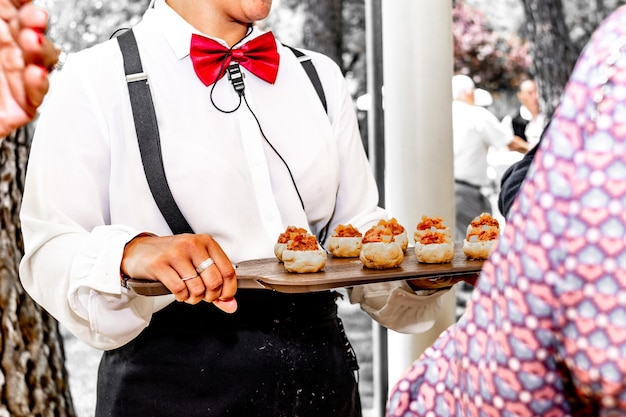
[{"left": 381, "top": 0, "right": 457, "bottom": 388}]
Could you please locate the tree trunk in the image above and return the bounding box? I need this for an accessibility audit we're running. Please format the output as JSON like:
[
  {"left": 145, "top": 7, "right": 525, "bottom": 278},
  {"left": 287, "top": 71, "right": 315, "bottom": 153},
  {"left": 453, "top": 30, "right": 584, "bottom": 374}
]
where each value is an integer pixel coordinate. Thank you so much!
[
  {"left": 521, "top": 0, "right": 580, "bottom": 118},
  {"left": 302, "top": 0, "right": 343, "bottom": 65},
  {"left": 0, "top": 127, "right": 75, "bottom": 417}
]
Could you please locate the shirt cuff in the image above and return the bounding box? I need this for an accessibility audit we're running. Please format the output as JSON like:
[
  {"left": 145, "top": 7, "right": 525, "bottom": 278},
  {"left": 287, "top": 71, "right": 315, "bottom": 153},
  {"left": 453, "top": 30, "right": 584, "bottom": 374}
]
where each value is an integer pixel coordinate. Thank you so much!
[
  {"left": 67, "top": 225, "right": 155, "bottom": 348},
  {"left": 349, "top": 280, "right": 446, "bottom": 334}
]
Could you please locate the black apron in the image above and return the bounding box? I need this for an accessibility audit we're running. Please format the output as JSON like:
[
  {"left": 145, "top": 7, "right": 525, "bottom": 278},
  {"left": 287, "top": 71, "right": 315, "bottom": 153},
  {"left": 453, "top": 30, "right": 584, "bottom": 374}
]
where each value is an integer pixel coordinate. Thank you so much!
[{"left": 95, "top": 289, "right": 362, "bottom": 417}]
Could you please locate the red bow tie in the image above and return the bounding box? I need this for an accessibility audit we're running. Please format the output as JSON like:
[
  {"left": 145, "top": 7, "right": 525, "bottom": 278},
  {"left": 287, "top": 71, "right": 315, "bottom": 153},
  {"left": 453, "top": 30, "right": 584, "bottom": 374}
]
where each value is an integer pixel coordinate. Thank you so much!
[{"left": 190, "top": 31, "right": 280, "bottom": 86}]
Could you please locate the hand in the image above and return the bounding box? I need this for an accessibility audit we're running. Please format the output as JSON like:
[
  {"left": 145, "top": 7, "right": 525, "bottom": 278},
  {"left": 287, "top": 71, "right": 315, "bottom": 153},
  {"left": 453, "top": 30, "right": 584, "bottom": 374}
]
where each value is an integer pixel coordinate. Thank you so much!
[
  {"left": 0, "top": 0, "right": 60, "bottom": 136},
  {"left": 408, "top": 272, "right": 479, "bottom": 290},
  {"left": 121, "top": 233, "right": 238, "bottom": 314},
  {"left": 508, "top": 135, "right": 530, "bottom": 154}
]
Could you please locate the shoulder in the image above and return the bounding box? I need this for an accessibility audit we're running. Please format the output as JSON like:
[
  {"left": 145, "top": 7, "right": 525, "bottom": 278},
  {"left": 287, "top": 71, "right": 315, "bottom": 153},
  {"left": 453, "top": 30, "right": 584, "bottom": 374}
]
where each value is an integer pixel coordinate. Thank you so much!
[
  {"left": 472, "top": 104, "right": 499, "bottom": 121},
  {"left": 277, "top": 43, "right": 348, "bottom": 117},
  {"left": 67, "top": 37, "right": 123, "bottom": 65},
  {"left": 279, "top": 44, "right": 343, "bottom": 80},
  {"left": 58, "top": 38, "right": 124, "bottom": 87}
]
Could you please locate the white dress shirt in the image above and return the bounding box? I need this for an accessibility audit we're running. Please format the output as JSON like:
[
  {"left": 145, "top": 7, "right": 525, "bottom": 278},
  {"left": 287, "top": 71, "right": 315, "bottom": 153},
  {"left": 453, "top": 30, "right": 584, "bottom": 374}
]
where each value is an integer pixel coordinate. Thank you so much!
[
  {"left": 19, "top": 0, "right": 444, "bottom": 350},
  {"left": 509, "top": 105, "right": 548, "bottom": 147},
  {"left": 453, "top": 100, "right": 513, "bottom": 186}
]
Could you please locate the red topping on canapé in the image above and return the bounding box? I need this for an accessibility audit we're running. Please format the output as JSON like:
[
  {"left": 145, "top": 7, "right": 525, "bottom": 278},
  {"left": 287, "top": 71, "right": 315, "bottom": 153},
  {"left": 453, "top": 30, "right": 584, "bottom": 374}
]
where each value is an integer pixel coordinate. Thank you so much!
[
  {"left": 333, "top": 224, "right": 362, "bottom": 238},
  {"left": 467, "top": 228, "right": 498, "bottom": 241},
  {"left": 362, "top": 225, "right": 395, "bottom": 244},
  {"left": 286, "top": 234, "right": 320, "bottom": 251},
  {"left": 469, "top": 213, "right": 499, "bottom": 229},
  {"left": 416, "top": 216, "right": 445, "bottom": 231},
  {"left": 377, "top": 217, "right": 405, "bottom": 235},
  {"left": 419, "top": 231, "right": 449, "bottom": 245},
  {"left": 277, "top": 226, "right": 307, "bottom": 243}
]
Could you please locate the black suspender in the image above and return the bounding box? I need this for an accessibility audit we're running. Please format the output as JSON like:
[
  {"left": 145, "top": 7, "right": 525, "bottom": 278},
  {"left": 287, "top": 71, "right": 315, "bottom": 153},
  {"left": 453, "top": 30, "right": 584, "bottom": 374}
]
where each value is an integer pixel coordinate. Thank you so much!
[
  {"left": 117, "top": 30, "right": 194, "bottom": 234},
  {"left": 117, "top": 29, "right": 328, "bottom": 235},
  {"left": 284, "top": 45, "right": 327, "bottom": 113}
]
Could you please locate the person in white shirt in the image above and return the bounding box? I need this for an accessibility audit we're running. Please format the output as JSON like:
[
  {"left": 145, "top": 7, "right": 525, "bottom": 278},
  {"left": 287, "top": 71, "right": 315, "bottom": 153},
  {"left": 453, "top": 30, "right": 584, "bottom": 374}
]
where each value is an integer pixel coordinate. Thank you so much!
[
  {"left": 452, "top": 74, "right": 527, "bottom": 243},
  {"left": 18, "top": 1, "right": 468, "bottom": 415}
]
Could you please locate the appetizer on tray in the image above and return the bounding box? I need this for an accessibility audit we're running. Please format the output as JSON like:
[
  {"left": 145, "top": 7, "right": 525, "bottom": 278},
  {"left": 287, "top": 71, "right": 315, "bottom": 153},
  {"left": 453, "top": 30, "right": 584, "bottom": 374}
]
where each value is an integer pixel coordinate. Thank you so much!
[
  {"left": 360, "top": 224, "right": 404, "bottom": 269},
  {"left": 463, "top": 212, "right": 500, "bottom": 260},
  {"left": 414, "top": 215, "right": 454, "bottom": 264},
  {"left": 327, "top": 224, "right": 363, "bottom": 258}
]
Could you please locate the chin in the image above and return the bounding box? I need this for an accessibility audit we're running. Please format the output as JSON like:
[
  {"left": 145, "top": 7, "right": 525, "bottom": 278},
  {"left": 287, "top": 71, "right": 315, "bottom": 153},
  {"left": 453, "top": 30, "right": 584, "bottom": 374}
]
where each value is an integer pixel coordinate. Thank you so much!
[{"left": 245, "top": 0, "right": 273, "bottom": 21}]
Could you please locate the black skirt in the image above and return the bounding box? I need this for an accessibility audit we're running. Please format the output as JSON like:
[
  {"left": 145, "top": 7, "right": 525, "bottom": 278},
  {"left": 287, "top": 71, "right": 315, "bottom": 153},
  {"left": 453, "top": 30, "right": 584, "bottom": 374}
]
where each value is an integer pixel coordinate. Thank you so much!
[{"left": 95, "top": 289, "right": 362, "bottom": 417}]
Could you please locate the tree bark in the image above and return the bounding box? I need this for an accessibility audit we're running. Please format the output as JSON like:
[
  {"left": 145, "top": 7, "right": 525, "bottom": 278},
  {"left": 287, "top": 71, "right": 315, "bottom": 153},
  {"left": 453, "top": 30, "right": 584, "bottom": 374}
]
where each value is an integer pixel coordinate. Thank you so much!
[
  {"left": 302, "top": 0, "right": 343, "bottom": 65},
  {"left": 0, "top": 128, "right": 75, "bottom": 417},
  {"left": 520, "top": 0, "right": 580, "bottom": 118}
]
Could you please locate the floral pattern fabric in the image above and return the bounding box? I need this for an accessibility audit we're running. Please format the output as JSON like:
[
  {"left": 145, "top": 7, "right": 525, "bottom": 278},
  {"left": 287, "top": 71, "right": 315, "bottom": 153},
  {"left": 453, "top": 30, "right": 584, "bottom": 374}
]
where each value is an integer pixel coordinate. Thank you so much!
[{"left": 388, "top": 6, "right": 626, "bottom": 416}]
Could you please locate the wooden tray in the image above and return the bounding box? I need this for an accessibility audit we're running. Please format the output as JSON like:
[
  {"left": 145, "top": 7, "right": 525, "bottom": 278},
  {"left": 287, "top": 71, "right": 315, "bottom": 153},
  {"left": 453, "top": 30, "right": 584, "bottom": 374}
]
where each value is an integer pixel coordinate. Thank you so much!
[{"left": 127, "top": 243, "right": 484, "bottom": 296}]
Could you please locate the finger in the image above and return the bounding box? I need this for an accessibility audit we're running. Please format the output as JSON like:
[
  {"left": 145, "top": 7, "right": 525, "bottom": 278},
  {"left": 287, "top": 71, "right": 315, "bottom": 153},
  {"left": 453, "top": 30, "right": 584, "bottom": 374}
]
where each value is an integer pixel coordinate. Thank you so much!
[
  {"left": 18, "top": 27, "right": 59, "bottom": 70},
  {"left": 23, "top": 63, "right": 48, "bottom": 111},
  {"left": 214, "top": 261, "right": 237, "bottom": 300},
  {"left": 198, "top": 263, "right": 224, "bottom": 303},
  {"left": 463, "top": 273, "right": 480, "bottom": 287},
  {"left": 0, "top": 1, "right": 20, "bottom": 21},
  {"left": 203, "top": 237, "right": 238, "bottom": 300},
  {"left": 183, "top": 273, "right": 208, "bottom": 305},
  {"left": 212, "top": 297, "right": 238, "bottom": 314},
  {"left": 160, "top": 268, "right": 191, "bottom": 303},
  {"left": 16, "top": 3, "right": 47, "bottom": 34}
]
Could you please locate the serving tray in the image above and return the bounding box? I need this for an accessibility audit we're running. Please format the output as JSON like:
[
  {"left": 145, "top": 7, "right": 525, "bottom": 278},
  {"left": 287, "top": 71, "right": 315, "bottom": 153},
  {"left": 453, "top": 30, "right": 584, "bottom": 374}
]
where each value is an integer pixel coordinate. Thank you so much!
[{"left": 127, "top": 243, "right": 484, "bottom": 296}]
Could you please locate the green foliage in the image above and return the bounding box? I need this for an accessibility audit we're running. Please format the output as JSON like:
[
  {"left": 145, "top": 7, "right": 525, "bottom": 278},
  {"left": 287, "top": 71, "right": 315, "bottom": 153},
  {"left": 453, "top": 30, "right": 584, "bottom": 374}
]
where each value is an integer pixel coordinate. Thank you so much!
[{"left": 453, "top": 1, "right": 530, "bottom": 91}]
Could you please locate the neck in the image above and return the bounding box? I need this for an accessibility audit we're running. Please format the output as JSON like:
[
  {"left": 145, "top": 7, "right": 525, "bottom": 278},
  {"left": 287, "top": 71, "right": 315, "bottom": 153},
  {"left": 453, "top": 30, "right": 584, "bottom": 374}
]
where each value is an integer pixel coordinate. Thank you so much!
[{"left": 166, "top": 0, "right": 251, "bottom": 46}]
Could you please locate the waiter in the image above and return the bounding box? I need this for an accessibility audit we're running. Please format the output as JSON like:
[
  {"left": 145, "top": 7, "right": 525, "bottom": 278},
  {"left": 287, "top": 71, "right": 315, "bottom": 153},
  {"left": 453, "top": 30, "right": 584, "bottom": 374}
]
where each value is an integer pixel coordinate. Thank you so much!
[{"left": 18, "top": 1, "right": 465, "bottom": 416}]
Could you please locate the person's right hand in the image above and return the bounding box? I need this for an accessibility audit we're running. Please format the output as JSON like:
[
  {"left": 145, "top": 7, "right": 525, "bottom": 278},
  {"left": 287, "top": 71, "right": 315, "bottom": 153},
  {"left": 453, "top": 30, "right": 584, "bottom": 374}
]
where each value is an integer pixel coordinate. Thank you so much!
[
  {"left": 121, "top": 233, "right": 238, "bottom": 314},
  {"left": 0, "top": 0, "right": 60, "bottom": 136}
]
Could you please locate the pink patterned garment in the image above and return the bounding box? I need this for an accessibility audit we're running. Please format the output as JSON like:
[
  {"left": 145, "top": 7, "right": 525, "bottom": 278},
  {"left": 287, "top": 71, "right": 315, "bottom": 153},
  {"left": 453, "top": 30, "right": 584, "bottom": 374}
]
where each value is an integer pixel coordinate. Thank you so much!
[{"left": 388, "top": 6, "right": 626, "bottom": 417}]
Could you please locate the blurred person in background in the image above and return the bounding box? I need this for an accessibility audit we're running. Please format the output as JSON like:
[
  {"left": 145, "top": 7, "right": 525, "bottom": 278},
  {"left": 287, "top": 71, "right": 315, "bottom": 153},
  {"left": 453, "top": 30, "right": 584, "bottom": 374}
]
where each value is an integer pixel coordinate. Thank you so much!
[
  {"left": 452, "top": 74, "right": 528, "bottom": 243},
  {"left": 502, "top": 78, "right": 548, "bottom": 149},
  {"left": 451, "top": 74, "right": 528, "bottom": 319}
]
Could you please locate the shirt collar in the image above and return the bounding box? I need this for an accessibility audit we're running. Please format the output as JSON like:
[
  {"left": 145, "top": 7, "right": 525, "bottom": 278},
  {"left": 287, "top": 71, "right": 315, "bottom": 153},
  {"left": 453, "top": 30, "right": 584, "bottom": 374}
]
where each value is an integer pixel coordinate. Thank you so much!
[{"left": 150, "top": 0, "right": 264, "bottom": 60}]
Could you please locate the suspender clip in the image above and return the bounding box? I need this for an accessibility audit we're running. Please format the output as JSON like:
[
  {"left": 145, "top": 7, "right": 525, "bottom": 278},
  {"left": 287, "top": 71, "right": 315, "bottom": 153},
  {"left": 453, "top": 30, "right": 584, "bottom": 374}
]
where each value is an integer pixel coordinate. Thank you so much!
[{"left": 126, "top": 72, "right": 148, "bottom": 83}]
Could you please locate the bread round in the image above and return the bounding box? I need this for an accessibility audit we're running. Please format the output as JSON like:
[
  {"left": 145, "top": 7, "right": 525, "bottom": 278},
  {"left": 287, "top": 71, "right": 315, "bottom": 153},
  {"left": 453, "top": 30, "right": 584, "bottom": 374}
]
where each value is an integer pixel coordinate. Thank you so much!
[
  {"left": 463, "top": 213, "right": 499, "bottom": 260},
  {"left": 360, "top": 241, "right": 404, "bottom": 269},
  {"left": 282, "top": 249, "right": 327, "bottom": 273},
  {"left": 274, "top": 242, "right": 287, "bottom": 262},
  {"left": 275, "top": 226, "right": 309, "bottom": 262},
  {"left": 394, "top": 230, "right": 409, "bottom": 251},
  {"left": 463, "top": 239, "right": 496, "bottom": 260},
  {"left": 327, "top": 236, "right": 362, "bottom": 258},
  {"left": 414, "top": 242, "right": 454, "bottom": 263}
]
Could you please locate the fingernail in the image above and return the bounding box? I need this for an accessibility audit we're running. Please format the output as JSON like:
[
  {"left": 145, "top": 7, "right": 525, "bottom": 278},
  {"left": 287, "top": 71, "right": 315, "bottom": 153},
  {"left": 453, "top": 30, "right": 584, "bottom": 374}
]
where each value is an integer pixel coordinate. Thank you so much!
[
  {"left": 35, "top": 7, "right": 49, "bottom": 27},
  {"left": 37, "top": 32, "right": 44, "bottom": 45}
]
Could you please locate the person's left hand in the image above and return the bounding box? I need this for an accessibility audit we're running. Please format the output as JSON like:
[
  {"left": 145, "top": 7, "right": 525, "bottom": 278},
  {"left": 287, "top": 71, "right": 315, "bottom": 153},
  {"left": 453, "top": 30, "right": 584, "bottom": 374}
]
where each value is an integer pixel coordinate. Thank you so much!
[
  {"left": 0, "top": 0, "right": 60, "bottom": 136},
  {"left": 407, "top": 272, "right": 479, "bottom": 290}
]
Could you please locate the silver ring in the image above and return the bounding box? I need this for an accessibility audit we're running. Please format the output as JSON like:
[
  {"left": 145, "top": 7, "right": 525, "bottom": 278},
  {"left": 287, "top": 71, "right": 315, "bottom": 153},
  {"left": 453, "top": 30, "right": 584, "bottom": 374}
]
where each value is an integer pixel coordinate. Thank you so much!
[
  {"left": 181, "top": 274, "right": 198, "bottom": 282},
  {"left": 195, "top": 257, "right": 214, "bottom": 274}
]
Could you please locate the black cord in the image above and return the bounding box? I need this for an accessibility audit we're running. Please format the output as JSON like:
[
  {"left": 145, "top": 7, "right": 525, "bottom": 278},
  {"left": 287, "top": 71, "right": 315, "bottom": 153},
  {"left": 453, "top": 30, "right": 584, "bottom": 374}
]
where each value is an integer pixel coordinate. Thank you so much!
[
  {"left": 241, "top": 94, "right": 306, "bottom": 212},
  {"left": 208, "top": 25, "right": 307, "bottom": 225},
  {"left": 210, "top": 25, "right": 254, "bottom": 113}
]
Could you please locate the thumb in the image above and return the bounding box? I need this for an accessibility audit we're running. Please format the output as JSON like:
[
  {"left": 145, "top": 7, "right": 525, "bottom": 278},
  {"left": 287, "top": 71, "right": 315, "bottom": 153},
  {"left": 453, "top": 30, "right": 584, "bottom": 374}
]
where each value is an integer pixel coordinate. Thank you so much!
[{"left": 213, "top": 297, "right": 238, "bottom": 314}]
